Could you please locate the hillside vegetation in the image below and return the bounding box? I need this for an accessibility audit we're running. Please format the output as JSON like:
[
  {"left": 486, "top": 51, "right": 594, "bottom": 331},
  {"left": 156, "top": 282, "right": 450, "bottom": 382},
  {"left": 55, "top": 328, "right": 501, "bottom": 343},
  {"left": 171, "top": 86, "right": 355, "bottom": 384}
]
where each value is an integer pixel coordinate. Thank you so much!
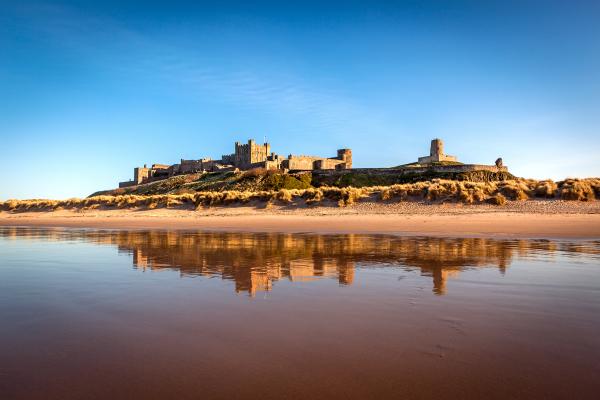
[
  {"left": 3, "top": 178, "right": 599, "bottom": 212},
  {"left": 91, "top": 168, "right": 516, "bottom": 197}
]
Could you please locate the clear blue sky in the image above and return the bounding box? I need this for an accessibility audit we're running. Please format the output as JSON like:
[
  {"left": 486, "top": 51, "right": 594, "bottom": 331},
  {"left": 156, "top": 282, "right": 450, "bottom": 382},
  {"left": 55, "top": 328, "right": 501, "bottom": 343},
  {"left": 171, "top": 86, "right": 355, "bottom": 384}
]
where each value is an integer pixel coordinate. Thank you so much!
[{"left": 1, "top": 0, "right": 598, "bottom": 199}]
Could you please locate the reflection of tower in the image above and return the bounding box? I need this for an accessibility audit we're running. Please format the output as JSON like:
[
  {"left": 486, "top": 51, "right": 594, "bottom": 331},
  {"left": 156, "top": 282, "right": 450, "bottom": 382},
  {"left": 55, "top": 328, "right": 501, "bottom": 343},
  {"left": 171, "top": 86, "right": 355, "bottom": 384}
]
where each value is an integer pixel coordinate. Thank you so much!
[
  {"left": 431, "top": 268, "right": 445, "bottom": 295},
  {"left": 133, "top": 248, "right": 149, "bottom": 271},
  {"left": 312, "top": 255, "right": 325, "bottom": 277},
  {"left": 232, "top": 261, "right": 285, "bottom": 296},
  {"left": 288, "top": 260, "right": 317, "bottom": 282},
  {"left": 337, "top": 260, "right": 355, "bottom": 285},
  {"left": 248, "top": 270, "right": 273, "bottom": 296},
  {"left": 430, "top": 268, "right": 461, "bottom": 295},
  {"left": 498, "top": 255, "right": 508, "bottom": 275}
]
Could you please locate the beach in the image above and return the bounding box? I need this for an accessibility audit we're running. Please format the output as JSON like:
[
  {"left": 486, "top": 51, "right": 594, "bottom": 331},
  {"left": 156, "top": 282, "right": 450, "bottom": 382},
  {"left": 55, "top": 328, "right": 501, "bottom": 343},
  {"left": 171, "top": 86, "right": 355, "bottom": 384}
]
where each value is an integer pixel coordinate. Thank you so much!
[{"left": 2, "top": 200, "right": 599, "bottom": 238}]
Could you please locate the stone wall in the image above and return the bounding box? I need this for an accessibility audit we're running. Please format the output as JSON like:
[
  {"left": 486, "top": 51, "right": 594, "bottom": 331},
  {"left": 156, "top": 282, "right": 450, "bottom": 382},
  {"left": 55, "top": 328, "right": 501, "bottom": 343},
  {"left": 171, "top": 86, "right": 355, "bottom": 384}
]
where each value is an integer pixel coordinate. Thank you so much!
[
  {"left": 179, "top": 159, "right": 203, "bottom": 174},
  {"left": 312, "top": 164, "right": 507, "bottom": 177},
  {"left": 281, "top": 150, "right": 351, "bottom": 171},
  {"left": 151, "top": 164, "right": 170, "bottom": 170},
  {"left": 282, "top": 156, "right": 321, "bottom": 170},
  {"left": 178, "top": 158, "right": 217, "bottom": 174},
  {"left": 119, "top": 180, "right": 135, "bottom": 188},
  {"left": 221, "top": 154, "right": 235, "bottom": 165},
  {"left": 417, "top": 154, "right": 458, "bottom": 164},
  {"left": 264, "top": 160, "right": 281, "bottom": 170},
  {"left": 314, "top": 158, "right": 346, "bottom": 170}
]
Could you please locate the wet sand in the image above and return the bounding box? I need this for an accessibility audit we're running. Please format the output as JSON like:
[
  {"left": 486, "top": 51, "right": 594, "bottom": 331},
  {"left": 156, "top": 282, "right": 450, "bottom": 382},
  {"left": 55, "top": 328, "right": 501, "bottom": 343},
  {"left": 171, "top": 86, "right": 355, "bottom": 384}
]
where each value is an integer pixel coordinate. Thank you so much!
[
  {"left": 2, "top": 228, "right": 600, "bottom": 399},
  {"left": 1, "top": 201, "right": 600, "bottom": 238}
]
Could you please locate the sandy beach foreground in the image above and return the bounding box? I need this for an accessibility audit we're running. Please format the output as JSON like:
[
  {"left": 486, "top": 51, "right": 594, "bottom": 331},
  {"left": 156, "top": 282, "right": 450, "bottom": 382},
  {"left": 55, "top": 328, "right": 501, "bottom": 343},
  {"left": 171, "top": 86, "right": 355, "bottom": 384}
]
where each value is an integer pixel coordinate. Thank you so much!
[{"left": 1, "top": 201, "right": 599, "bottom": 238}]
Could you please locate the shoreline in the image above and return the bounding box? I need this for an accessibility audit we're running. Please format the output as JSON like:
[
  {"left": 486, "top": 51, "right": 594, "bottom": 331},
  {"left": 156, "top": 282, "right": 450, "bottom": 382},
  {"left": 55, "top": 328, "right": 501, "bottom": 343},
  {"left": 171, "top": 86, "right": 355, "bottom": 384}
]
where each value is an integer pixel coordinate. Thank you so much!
[{"left": 2, "top": 202, "right": 600, "bottom": 239}]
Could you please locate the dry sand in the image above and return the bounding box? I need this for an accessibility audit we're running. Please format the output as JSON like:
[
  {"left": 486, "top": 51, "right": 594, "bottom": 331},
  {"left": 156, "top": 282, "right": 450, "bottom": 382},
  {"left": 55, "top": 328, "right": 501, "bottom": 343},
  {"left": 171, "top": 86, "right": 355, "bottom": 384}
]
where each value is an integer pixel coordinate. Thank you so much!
[{"left": 1, "top": 200, "right": 599, "bottom": 238}]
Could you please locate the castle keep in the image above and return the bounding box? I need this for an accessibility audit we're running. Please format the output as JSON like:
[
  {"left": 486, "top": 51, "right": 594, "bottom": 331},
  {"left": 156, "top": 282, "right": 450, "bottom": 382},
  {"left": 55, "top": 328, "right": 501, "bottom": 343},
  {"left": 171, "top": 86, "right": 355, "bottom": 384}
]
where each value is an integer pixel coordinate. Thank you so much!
[
  {"left": 221, "top": 140, "right": 272, "bottom": 170},
  {"left": 119, "top": 139, "right": 352, "bottom": 188}
]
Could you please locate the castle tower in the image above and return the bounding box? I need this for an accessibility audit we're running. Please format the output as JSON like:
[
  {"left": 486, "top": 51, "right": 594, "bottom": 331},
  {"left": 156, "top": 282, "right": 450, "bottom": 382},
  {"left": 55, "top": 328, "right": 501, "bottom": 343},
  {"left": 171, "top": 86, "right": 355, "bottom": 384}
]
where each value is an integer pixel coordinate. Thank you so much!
[
  {"left": 228, "top": 138, "right": 271, "bottom": 168},
  {"left": 134, "top": 166, "right": 150, "bottom": 184},
  {"left": 418, "top": 138, "right": 457, "bottom": 164},
  {"left": 430, "top": 139, "right": 444, "bottom": 158},
  {"left": 337, "top": 149, "right": 353, "bottom": 168}
]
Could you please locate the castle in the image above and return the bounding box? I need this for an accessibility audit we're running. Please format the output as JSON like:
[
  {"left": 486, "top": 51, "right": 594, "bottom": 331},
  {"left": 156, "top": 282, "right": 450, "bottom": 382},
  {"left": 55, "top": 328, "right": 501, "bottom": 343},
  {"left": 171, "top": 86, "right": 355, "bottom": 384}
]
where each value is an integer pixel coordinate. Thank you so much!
[
  {"left": 118, "top": 137, "right": 506, "bottom": 188},
  {"left": 120, "top": 139, "right": 352, "bottom": 187}
]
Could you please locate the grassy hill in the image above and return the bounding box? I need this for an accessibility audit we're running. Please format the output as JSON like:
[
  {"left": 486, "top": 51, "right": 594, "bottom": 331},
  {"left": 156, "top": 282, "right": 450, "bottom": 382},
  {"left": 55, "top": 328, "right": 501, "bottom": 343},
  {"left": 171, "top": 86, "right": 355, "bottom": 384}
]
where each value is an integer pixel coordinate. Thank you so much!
[
  {"left": 91, "top": 170, "right": 313, "bottom": 197},
  {"left": 91, "top": 168, "right": 517, "bottom": 197}
]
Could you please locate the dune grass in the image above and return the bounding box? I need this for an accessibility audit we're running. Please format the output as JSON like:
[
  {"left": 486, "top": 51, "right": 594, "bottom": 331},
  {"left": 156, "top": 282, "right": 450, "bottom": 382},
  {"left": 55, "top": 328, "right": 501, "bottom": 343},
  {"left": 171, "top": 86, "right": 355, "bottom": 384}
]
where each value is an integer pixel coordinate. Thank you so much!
[{"left": 2, "top": 178, "right": 599, "bottom": 212}]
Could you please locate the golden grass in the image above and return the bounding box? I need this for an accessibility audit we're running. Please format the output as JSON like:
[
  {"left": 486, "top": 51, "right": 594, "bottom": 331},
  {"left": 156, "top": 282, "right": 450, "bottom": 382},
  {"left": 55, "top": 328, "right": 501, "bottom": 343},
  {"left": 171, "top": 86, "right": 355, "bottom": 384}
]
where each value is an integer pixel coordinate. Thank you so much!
[
  {"left": 558, "top": 179, "right": 597, "bottom": 201},
  {"left": 2, "top": 178, "right": 599, "bottom": 212},
  {"left": 487, "top": 193, "right": 507, "bottom": 206}
]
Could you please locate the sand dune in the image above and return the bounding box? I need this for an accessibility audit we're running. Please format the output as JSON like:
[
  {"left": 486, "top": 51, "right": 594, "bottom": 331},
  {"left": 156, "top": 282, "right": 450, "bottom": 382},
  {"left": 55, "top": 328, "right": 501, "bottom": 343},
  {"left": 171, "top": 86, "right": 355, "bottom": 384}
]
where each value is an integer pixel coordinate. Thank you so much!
[{"left": 1, "top": 201, "right": 599, "bottom": 238}]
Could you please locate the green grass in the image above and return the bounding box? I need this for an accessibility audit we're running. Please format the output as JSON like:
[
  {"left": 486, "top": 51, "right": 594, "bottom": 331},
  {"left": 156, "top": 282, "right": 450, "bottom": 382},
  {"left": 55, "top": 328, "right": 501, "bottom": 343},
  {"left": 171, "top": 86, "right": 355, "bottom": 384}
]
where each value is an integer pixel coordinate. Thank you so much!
[{"left": 264, "top": 173, "right": 312, "bottom": 190}]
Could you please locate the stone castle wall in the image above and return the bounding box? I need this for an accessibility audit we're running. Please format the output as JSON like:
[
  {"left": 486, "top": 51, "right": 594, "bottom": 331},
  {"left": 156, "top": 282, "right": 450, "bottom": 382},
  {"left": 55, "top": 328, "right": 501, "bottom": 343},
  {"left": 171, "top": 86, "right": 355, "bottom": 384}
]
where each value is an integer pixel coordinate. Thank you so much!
[
  {"left": 315, "top": 158, "right": 346, "bottom": 170},
  {"left": 312, "top": 164, "right": 507, "bottom": 177},
  {"left": 282, "top": 155, "right": 323, "bottom": 170},
  {"left": 118, "top": 180, "right": 135, "bottom": 188},
  {"left": 281, "top": 149, "right": 352, "bottom": 171},
  {"left": 178, "top": 158, "right": 216, "bottom": 174}
]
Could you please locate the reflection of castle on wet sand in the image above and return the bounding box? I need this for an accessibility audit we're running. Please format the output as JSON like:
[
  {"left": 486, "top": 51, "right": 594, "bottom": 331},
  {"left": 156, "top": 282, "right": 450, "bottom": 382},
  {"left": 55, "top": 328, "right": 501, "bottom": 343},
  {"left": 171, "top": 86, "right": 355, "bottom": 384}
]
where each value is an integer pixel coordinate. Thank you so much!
[
  {"left": 3, "top": 228, "right": 596, "bottom": 296},
  {"left": 109, "top": 232, "right": 553, "bottom": 296},
  {"left": 133, "top": 250, "right": 355, "bottom": 295},
  {"left": 129, "top": 239, "right": 493, "bottom": 295}
]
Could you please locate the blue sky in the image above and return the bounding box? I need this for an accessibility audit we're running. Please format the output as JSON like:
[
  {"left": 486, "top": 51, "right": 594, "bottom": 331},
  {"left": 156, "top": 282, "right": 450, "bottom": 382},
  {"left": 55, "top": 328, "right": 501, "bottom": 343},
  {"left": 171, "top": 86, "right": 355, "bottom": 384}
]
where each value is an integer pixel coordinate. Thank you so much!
[{"left": 1, "top": 0, "right": 599, "bottom": 199}]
